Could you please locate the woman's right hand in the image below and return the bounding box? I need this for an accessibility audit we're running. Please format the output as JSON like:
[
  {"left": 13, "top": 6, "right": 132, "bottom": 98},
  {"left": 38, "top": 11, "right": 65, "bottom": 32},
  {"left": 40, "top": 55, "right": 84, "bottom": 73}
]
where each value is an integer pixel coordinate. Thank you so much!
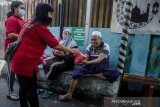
[
  {"left": 54, "top": 50, "right": 60, "bottom": 55},
  {"left": 54, "top": 50, "right": 64, "bottom": 56},
  {"left": 41, "top": 59, "right": 47, "bottom": 65},
  {"left": 8, "top": 33, "right": 18, "bottom": 40},
  {"left": 70, "top": 48, "right": 79, "bottom": 54}
]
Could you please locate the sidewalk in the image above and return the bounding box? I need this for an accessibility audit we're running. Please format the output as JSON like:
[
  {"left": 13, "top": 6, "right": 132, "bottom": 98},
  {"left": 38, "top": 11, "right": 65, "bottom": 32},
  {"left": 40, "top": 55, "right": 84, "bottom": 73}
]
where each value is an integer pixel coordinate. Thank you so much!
[{"left": 0, "top": 77, "right": 101, "bottom": 107}]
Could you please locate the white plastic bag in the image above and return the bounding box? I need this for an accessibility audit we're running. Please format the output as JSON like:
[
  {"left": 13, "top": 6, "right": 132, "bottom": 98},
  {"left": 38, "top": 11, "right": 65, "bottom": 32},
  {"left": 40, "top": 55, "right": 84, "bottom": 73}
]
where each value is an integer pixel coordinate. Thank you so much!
[{"left": 0, "top": 60, "right": 7, "bottom": 76}]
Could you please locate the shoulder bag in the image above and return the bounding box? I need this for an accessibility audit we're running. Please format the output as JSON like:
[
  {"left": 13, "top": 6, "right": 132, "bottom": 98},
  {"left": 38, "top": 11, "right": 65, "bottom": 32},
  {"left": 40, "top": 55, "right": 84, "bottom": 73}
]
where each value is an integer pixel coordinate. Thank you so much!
[{"left": 4, "top": 22, "right": 39, "bottom": 62}]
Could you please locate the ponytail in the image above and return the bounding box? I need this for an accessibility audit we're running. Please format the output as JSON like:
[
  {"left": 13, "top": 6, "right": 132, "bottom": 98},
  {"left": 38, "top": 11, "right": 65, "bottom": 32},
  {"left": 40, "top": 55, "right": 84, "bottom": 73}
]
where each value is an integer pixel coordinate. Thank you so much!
[{"left": 6, "top": 11, "right": 13, "bottom": 18}]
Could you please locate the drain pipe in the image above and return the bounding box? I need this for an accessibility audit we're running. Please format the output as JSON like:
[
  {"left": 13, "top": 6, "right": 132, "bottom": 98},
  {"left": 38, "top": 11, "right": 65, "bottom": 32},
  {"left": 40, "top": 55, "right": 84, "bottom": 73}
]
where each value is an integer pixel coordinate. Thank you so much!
[
  {"left": 59, "top": 0, "right": 64, "bottom": 39},
  {"left": 84, "top": 0, "right": 92, "bottom": 49}
]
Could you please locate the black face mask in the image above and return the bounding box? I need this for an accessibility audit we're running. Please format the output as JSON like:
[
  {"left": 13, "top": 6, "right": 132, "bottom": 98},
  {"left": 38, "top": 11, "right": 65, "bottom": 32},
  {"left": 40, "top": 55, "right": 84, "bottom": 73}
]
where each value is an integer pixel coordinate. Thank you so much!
[{"left": 46, "top": 17, "right": 52, "bottom": 25}]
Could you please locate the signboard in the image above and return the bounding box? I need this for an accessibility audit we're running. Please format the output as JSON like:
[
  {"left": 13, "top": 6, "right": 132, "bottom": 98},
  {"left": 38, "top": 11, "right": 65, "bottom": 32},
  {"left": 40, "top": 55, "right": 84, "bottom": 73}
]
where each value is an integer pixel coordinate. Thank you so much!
[{"left": 72, "top": 27, "right": 85, "bottom": 46}]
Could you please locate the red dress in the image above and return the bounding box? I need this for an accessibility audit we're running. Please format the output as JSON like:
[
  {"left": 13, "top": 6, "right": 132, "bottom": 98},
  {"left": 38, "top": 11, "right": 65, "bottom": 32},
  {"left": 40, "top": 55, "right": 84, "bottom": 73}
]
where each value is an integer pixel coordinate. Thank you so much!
[{"left": 11, "top": 23, "right": 59, "bottom": 77}]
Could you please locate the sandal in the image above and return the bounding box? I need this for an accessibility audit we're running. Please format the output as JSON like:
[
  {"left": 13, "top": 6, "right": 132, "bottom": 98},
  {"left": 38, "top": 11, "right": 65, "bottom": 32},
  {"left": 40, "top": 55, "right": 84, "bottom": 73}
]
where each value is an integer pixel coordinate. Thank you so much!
[
  {"left": 41, "top": 90, "right": 53, "bottom": 99},
  {"left": 37, "top": 88, "right": 44, "bottom": 94},
  {"left": 7, "top": 92, "right": 19, "bottom": 101},
  {"left": 47, "top": 90, "right": 53, "bottom": 95}
]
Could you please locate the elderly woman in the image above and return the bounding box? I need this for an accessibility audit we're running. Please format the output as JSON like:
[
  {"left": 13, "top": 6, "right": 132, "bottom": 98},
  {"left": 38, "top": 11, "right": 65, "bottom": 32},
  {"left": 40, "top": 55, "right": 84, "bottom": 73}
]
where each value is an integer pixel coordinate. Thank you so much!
[
  {"left": 60, "top": 29, "right": 78, "bottom": 50},
  {"left": 42, "top": 28, "right": 78, "bottom": 76},
  {"left": 53, "top": 28, "right": 78, "bottom": 56}
]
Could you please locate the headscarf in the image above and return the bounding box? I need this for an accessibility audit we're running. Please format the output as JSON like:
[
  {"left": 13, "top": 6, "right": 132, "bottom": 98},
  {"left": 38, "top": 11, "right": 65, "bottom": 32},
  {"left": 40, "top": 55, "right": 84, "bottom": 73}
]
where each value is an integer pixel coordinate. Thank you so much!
[{"left": 60, "top": 28, "right": 77, "bottom": 48}]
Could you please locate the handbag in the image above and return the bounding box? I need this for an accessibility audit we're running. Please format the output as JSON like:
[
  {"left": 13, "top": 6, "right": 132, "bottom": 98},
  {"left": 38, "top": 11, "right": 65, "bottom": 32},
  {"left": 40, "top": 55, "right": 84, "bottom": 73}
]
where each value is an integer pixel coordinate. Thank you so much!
[{"left": 4, "top": 23, "right": 39, "bottom": 62}]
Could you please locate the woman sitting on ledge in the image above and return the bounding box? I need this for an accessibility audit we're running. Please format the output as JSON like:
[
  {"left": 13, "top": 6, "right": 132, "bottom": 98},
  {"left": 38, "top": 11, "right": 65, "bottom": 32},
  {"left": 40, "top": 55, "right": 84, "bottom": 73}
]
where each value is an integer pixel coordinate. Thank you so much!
[{"left": 41, "top": 28, "right": 78, "bottom": 80}]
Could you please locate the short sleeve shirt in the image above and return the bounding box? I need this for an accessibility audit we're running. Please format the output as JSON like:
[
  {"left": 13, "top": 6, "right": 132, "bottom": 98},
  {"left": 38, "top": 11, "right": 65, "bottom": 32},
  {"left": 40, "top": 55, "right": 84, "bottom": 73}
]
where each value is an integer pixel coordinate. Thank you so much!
[
  {"left": 4, "top": 15, "right": 25, "bottom": 52},
  {"left": 85, "top": 43, "right": 110, "bottom": 58},
  {"left": 84, "top": 43, "right": 110, "bottom": 71},
  {"left": 11, "top": 22, "right": 59, "bottom": 77}
]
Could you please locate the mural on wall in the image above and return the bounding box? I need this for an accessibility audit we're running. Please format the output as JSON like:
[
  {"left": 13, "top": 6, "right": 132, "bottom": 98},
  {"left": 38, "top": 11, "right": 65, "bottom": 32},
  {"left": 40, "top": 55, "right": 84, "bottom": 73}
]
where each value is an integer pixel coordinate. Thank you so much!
[
  {"left": 111, "top": 0, "right": 160, "bottom": 35},
  {"left": 147, "top": 38, "right": 160, "bottom": 78}
]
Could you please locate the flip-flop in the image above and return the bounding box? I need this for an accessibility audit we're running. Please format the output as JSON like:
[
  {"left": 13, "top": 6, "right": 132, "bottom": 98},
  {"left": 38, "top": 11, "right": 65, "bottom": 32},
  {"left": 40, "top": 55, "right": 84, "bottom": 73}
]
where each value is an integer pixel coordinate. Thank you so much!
[
  {"left": 37, "top": 88, "right": 44, "bottom": 94},
  {"left": 7, "top": 93, "right": 19, "bottom": 101},
  {"left": 47, "top": 91, "right": 53, "bottom": 95},
  {"left": 41, "top": 92, "right": 50, "bottom": 99},
  {"left": 41, "top": 90, "right": 53, "bottom": 99}
]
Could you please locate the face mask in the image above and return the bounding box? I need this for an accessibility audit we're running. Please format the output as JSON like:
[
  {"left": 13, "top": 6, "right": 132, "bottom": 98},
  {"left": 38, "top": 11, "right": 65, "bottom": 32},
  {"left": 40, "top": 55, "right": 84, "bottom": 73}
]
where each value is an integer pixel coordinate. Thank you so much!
[
  {"left": 46, "top": 17, "right": 52, "bottom": 25},
  {"left": 62, "top": 35, "right": 71, "bottom": 40},
  {"left": 17, "top": 9, "right": 25, "bottom": 17},
  {"left": 62, "top": 36, "right": 68, "bottom": 40}
]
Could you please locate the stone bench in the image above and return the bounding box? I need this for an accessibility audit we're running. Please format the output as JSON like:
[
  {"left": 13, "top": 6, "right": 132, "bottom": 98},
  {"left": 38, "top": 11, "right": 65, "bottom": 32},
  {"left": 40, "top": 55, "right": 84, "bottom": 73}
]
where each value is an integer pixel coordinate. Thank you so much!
[
  {"left": 38, "top": 65, "right": 120, "bottom": 100},
  {"left": 38, "top": 28, "right": 122, "bottom": 100}
]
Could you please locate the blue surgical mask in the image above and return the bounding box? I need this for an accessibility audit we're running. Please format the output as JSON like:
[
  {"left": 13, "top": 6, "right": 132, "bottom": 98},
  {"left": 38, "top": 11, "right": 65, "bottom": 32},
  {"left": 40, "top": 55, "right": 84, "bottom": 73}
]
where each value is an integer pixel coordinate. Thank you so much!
[{"left": 17, "top": 9, "right": 25, "bottom": 17}]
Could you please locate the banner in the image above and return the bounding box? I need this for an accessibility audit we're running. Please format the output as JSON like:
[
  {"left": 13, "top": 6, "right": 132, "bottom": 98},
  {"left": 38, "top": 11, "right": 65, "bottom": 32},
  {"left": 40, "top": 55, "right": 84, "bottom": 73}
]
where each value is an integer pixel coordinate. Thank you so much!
[
  {"left": 111, "top": 0, "right": 160, "bottom": 35},
  {"left": 72, "top": 27, "right": 85, "bottom": 46}
]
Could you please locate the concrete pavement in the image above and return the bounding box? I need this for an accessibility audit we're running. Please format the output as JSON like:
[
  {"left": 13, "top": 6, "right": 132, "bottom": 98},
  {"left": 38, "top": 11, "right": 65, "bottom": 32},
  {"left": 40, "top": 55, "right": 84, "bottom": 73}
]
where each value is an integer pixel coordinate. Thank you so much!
[{"left": 0, "top": 77, "right": 102, "bottom": 107}]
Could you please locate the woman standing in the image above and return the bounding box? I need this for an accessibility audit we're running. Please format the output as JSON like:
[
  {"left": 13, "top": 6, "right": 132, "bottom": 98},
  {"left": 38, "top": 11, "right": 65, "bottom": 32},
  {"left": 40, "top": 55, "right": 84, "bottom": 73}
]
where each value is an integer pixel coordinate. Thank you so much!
[
  {"left": 4, "top": 1, "right": 25, "bottom": 101},
  {"left": 11, "top": 3, "right": 78, "bottom": 107}
]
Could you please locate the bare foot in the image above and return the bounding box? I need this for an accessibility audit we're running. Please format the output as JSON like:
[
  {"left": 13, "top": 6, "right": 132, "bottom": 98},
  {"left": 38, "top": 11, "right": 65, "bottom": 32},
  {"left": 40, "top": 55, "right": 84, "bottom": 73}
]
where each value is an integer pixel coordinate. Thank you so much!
[
  {"left": 59, "top": 94, "right": 72, "bottom": 101},
  {"left": 94, "top": 73, "right": 107, "bottom": 80}
]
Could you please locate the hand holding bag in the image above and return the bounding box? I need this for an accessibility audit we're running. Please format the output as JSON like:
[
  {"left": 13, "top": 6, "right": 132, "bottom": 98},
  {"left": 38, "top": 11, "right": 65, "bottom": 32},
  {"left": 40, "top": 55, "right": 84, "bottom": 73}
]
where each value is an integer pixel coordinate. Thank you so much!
[{"left": 4, "top": 23, "right": 39, "bottom": 62}]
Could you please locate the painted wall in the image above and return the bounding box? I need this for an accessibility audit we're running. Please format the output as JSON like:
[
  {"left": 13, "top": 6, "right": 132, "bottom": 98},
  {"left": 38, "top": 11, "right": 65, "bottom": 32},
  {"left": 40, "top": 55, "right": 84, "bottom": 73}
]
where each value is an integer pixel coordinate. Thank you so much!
[
  {"left": 146, "top": 36, "right": 160, "bottom": 78},
  {"left": 48, "top": 27, "right": 155, "bottom": 77},
  {"left": 0, "top": 27, "right": 159, "bottom": 78},
  {"left": 47, "top": 27, "right": 121, "bottom": 69}
]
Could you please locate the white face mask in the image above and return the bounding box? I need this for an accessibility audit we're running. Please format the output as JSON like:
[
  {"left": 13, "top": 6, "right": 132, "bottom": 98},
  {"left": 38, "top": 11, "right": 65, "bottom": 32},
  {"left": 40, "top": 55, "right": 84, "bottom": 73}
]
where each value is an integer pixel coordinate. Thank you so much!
[
  {"left": 17, "top": 9, "right": 25, "bottom": 17},
  {"left": 62, "top": 34, "right": 72, "bottom": 40}
]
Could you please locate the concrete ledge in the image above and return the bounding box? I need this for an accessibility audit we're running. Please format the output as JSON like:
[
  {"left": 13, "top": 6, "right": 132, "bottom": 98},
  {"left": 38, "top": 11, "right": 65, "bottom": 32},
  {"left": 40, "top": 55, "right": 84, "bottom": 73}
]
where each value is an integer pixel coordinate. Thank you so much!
[{"left": 38, "top": 65, "right": 120, "bottom": 100}]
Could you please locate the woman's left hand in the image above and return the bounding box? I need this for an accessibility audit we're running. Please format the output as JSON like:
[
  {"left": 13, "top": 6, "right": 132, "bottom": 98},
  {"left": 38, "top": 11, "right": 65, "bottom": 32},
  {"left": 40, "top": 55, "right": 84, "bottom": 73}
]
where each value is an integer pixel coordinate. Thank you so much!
[{"left": 41, "top": 59, "right": 47, "bottom": 65}]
